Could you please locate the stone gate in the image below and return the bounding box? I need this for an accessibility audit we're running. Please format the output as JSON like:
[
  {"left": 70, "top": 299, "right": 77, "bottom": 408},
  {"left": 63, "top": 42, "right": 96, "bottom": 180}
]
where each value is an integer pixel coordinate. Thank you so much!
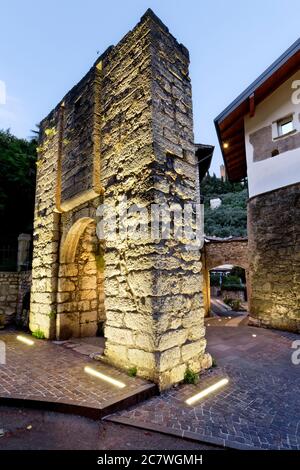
[
  {"left": 30, "top": 10, "right": 211, "bottom": 389},
  {"left": 202, "top": 237, "right": 249, "bottom": 315}
]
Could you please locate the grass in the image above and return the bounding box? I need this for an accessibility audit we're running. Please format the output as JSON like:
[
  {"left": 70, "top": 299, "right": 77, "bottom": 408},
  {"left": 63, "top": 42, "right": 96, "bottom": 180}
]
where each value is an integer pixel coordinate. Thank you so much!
[
  {"left": 128, "top": 366, "right": 138, "bottom": 377},
  {"left": 184, "top": 367, "right": 199, "bottom": 385},
  {"left": 32, "top": 328, "right": 45, "bottom": 339}
]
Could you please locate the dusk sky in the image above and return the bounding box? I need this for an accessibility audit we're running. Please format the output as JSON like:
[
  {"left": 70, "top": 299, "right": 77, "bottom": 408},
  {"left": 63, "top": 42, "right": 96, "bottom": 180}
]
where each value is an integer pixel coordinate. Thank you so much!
[{"left": 1, "top": 0, "right": 299, "bottom": 175}]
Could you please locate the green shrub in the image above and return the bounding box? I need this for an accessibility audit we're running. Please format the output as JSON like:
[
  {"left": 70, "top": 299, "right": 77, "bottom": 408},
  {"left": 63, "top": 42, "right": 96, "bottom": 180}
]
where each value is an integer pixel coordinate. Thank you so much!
[
  {"left": 128, "top": 366, "right": 137, "bottom": 377},
  {"left": 221, "top": 284, "right": 245, "bottom": 292},
  {"left": 223, "top": 298, "right": 242, "bottom": 311},
  {"left": 48, "top": 310, "right": 56, "bottom": 320},
  {"left": 32, "top": 328, "right": 45, "bottom": 339},
  {"left": 222, "top": 275, "right": 241, "bottom": 286},
  {"left": 184, "top": 368, "right": 198, "bottom": 385},
  {"left": 210, "top": 273, "right": 221, "bottom": 287},
  {"left": 212, "top": 357, "right": 217, "bottom": 368},
  {"left": 223, "top": 297, "right": 233, "bottom": 306},
  {"left": 231, "top": 299, "right": 242, "bottom": 311},
  {"left": 95, "top": 246, "right": 105, "bottom": 272},
  {"left": 201, "top": 174, "right": 248, "bottom": 238}
]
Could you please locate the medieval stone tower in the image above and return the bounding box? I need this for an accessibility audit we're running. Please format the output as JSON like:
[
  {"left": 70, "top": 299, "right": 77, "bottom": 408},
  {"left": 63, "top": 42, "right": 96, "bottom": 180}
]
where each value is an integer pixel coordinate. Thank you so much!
[{"left": 30, "top": 9, "right": 211, "bottom": 389}]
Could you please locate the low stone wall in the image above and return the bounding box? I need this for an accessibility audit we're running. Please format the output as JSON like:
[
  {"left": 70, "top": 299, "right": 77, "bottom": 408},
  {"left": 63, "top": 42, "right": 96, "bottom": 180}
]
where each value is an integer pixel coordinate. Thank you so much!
[
  {"left": 16, "top": 271, "right": 32, "bottom": 328},
  {"left": 0, "top": 271, "right": 31, "bottom": 327},
  {"left": 0, "top": 272, "right": 20, "bottom": 325},
  {"left": 221, "top": 290, "right": 245, "bottom": 302}
]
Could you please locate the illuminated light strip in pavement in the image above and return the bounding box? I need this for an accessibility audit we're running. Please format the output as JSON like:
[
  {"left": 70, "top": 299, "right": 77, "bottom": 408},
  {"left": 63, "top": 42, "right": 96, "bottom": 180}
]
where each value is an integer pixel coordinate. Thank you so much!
[
  {"left": 16, "top": 335, "right": 34, "bottom": 346},
  {"left": 84, "top": 366, "right": 126, "bottom": 388},
  {"left": 185, "top": 378, "right": 229, "bottom": 405}
]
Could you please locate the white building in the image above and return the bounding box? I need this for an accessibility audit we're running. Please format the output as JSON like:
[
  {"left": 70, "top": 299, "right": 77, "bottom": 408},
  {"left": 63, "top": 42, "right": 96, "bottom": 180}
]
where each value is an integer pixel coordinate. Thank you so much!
[{"left": 215, "top": 38, "right": 300, "bottom": 332}]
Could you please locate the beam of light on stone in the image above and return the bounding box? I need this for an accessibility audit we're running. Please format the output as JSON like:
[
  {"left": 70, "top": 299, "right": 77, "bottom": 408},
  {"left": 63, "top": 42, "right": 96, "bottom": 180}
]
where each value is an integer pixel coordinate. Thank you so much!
[
  {"left": 16, "top": 335, "right": 34, "bottom": 346},
  {"left": 84, "top": 366, "right": 126, "bottom": 388},
  {"left": 185, "top": 378, "right": 229, "bottom": 405}
]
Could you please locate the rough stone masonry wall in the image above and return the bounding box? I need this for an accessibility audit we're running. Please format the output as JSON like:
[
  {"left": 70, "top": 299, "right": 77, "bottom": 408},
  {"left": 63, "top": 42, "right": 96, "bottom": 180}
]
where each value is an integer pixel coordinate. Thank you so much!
[
  {"left": 99, "top": 12, "right": 210, "bottom": 389},
  {"left": 57, "top": 220, "right": 105, "bottom": 338},
  {"left": 16, "top": 270, "right": 32, "bottom": 328},
  {"left": 30, "top": 10, "right": 210, "bottom": 389},
  {"left": 30, "top": 61, "right": 102, "bottom": 338},
  {"left": 0, "top": 271, "right": 31, "bottom": 327},
  {"left": 0, "top": 272, "right": 20, "bottom": 325},
  {"left": 248, "top": 182, "right": 300, "bottom": 333},
  {"left": 148, "top": 17, "right": 211, "bottom": 387},
  {"left": 96, "top": 16, "right": 156, "bottom": 377},
  {"left": 204, "top": 239, "right": 249, "bottom": 271},
  {"left": 30, "top": 110, "right": 61, "bottom": 338}
]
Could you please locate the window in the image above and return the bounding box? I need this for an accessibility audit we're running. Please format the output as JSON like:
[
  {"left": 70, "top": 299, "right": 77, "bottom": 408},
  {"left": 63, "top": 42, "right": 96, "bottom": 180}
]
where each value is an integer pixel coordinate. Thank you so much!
[{"left": 277, "top": 115, "right": 294, "bottom": 136}]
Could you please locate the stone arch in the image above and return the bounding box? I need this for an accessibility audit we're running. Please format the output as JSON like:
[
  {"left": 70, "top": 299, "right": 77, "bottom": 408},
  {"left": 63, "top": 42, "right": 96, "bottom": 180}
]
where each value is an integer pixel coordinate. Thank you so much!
[
  {"left": 204, "top": 238, "right": 249, "bottom": 272},
  {"left": 56, "top": 217, "right": 105, "bottom": 340},
  {"left": 60, "top": 217, "right": 95, "bottom": 264}
]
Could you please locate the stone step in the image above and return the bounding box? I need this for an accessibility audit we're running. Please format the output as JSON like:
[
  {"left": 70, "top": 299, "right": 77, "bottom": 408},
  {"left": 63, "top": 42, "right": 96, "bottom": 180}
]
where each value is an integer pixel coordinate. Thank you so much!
[
  {"left": 0, "top": 329, "right": 158, "bottom": 420},
  {"left": 0, "top": 382, "right": 158, "bottom": 421}
]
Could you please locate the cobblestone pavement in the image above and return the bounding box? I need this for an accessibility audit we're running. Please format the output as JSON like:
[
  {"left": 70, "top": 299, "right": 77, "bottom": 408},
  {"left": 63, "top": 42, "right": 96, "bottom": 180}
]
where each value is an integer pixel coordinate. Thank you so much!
[
  {"left": 108, "top": 324, "right": 300, "bottom": 450},
  {"left": 0, "top": 330, "right": 152, "bottom": 411}
]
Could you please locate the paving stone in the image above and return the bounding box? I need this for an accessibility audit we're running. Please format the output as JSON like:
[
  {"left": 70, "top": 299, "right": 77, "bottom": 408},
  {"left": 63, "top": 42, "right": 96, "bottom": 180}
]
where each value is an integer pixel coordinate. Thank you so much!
[
  {"left": 108, "top": 325, "right": 300, "bottom": 450},
  {"left": 0, "top": 329, "right": 150, "bottom": 411}
]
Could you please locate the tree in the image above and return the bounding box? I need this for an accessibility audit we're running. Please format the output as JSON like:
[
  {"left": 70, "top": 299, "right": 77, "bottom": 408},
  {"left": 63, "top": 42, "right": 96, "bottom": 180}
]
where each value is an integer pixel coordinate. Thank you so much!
[
  {"left": 0, "top": 129, "right": 37, "bottom": 241},
  {"left": 201, "top": 173, "right": 248, "bottom": 237}
]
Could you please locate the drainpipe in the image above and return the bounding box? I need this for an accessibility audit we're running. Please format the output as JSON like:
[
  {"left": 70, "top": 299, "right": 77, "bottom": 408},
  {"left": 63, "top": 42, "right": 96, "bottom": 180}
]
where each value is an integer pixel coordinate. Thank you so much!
[{"left": 52, "top": 102, "right": 65, "bottom": 340}]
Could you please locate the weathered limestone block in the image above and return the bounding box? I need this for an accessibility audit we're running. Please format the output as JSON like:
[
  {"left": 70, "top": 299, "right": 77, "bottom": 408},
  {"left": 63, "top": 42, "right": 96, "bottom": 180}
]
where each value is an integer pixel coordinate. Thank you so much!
[
  {"left": 105, "top": 326, "right": 133, "bottom": 346},
  {"left": 182, "top": 339, "right": 206, "bottom": 362},
  {"left": 79, "top": 290, "right": 94, "bottom": 301},
  {"left": 159, "top": 346, "right": 181, "bottom": 372},
  {"left": 77, "top": 300, "right": 91, "bottom": 312},
  {"left": 80, "top": 276, "right": 97, "bottom": 290},
  {"left": 182, "top": 309, "right": 204, "bottom": 328},
  {"left": 105, "top": 343, "right": 128, "bottom": 365},
  {"left": 58, "top": 264, "right": 78, "bottom": 277},
  {"left": 105, "top": 296, "right": 136, "bottom": 312},
  {"left": 158, "top": 329, "right": 188, "bottom": 352},
  {"left": 57, "top": 279, "right": 75, "bottom": 292},
  {"left": 128, "top": 349, "right": 156, "bottom": 371},
  {"left": 80, "top": 322, "right": 98, "bottom": 337},
  {"left": 105, "top": 311, "right": 125, "bottom": 328},
  {"left": 186, "top": 325, "right": 206, "bottom": 342},
  {"left": 124, "top": 313, "right": 153, "bottom": 331},
  {"left": 135, "top": 333, "right": 155, "bottom": 352},
  {"left": 79, "top": 311, "right": 98, "bottom": 323},
  {"left": 159, "top": 364, "right": 187, "bottom": 389}
]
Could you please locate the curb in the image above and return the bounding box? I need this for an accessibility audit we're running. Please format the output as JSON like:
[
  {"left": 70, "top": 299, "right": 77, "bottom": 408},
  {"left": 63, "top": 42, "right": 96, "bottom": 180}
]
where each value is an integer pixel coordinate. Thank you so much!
[
  {"left": 105, "top": 415, "right": 259, "bottom": 450},
  {"left": 0, "top": 383, "right": 158, "bottom": 421}
]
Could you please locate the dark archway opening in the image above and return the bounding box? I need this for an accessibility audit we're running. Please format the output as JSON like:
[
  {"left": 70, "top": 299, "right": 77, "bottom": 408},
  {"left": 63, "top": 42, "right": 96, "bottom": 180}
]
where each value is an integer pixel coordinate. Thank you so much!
[{"left": 209, "top": 264, "right": 248, "bottom": 318}]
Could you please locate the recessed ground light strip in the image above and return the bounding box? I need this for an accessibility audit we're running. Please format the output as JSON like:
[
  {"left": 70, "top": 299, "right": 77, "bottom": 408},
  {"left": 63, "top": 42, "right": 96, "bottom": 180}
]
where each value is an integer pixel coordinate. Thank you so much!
[
  {"left": 16, "top": 335, "right": 34, "bottom": 346},
  {"left": 84, "top": 366, "right": 126, "bottom": 389},
  {"left": 185, "top": 378, "right": 229, "bottom": 406}
]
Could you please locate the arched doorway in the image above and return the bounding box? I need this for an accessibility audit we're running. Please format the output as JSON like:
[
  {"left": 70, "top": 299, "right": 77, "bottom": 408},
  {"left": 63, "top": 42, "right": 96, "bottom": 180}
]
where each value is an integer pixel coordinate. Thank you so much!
[
  {"left": 202, "top": 237, "right": 249, "bottom": 317},
  {"left": 57, "top": 217, "right": 105, "bottom": 340},
  {"left": 209, "top": 264, "right": 248, "bottom": 317}
]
